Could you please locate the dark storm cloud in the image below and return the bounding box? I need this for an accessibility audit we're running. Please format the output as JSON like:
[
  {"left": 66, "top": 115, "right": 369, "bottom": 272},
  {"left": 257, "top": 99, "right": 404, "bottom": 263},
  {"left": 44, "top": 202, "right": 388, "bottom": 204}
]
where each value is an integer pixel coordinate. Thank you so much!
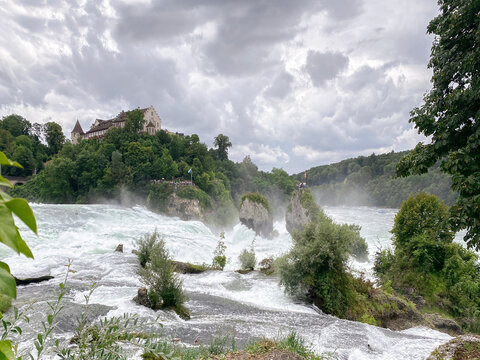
[{"left": 304, "top": 50, "right": 349, "bottom": 87}]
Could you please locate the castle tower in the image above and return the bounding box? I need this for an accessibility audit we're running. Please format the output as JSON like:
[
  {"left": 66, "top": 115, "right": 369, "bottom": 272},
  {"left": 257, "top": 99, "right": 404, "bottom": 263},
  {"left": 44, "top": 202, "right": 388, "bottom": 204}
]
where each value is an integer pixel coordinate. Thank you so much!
[{"left": 71, "top": 120, "right": 85, "bottom": 144}]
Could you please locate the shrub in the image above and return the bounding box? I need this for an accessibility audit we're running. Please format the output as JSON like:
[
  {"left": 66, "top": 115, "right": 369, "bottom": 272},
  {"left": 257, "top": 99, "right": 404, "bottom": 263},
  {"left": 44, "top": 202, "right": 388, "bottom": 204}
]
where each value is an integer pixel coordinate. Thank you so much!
[
  {"left": 136, "top": 231, "right": 159, "bottom": 267},
  {"left": 212, "top": 231, "right": 227, "bottom": 270},
  {"left": 347, "top": 224, "right": 369, "bottom": 261},
  {"left": 136, "top": 232, "right": 188, "bottom": 318},
  {"left": 278, "top": 215, "right": 365, "bottom": 316},
  {"left": 238, "top": 247, "right": 256, "bottom": 271}
]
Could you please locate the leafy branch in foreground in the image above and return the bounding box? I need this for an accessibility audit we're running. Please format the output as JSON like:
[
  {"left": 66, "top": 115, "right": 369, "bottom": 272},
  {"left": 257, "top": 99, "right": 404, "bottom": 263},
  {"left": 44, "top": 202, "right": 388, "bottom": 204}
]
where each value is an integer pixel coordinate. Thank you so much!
[{"left": 0, "top": 150, "right": 36, "bottom": 360}]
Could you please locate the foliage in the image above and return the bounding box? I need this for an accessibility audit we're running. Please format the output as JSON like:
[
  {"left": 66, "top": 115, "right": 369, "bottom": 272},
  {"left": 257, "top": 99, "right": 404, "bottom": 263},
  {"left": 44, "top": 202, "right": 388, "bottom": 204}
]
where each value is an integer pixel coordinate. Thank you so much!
[
  {"left": 392, "top": 193, "right": 453, "bottom": 249},
  {"left": 238, "top": 246, "right": 256, "bottom": 271},
  {"left": 241, "top": 192, "right": 271, "bottom": 213},
  {"left": 347, "top": 224, "right": 369, "bottom": 262},
  {"left": 176, "top": 186, "right": 212, "bottom": 210},
  {"left": 213, "top": 134, "right": 232, "bottom": 161},
  {"left": 278, "top": 212, "right": 372, "bottom": 317},
  {"left": 212, "top": 231, "right": 227, "bottom": 270},
  {"left": 45, "top": 122, "right": 65, "bottom": 156},
  {"left": 136, "top": 232, "right": 188, "bottom": 317},
  {"left": 394, "top": 0, "right": 480, "bottom": 248},
  {"left": 146, "top": 183, "right": 174, "bottom": 214},
  {"left": 0, "top": 294, "right": 11, "bottom": 313},
  {"left": 245, "top": 332, "right": 336, "bottom": 360},
  {"left": 299, "top": 188, "right": 324, "bottom": 222},
  {"left": 375, "top": 193, "right": 480, "bottom": 331},
  {"left": 297, "top": 151, "right": 456, "bottom": 208}
]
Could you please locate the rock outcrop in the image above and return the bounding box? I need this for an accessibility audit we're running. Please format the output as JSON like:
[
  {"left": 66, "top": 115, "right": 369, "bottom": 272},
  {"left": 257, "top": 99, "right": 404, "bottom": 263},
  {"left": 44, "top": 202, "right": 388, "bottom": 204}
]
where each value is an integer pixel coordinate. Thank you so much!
[
  {"left": 166, "top": 193, "right": 203, "bottom": 221},
  {"left": 427, "top": 335, "right": 480, "bottom": 360},
  {"left": 239, "top": 194, "right": 273, "bottom": 237},
  {"left": 285, "top": 188, "right": 318, "bottom": 236}
]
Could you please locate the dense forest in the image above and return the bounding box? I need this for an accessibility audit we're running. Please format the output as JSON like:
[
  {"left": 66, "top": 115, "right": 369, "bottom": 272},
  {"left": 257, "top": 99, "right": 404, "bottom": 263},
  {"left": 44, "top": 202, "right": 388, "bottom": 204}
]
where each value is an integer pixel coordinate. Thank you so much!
[{"left": 295, "top": 152, "right": 456, "bottom": 208}]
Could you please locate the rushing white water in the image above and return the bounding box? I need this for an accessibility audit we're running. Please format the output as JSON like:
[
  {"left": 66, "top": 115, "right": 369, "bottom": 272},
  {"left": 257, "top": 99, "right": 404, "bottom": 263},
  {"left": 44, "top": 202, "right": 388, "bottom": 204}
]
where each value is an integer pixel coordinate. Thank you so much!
[{"left": 2, "top": 204, "right": 453, "bottom": 359}]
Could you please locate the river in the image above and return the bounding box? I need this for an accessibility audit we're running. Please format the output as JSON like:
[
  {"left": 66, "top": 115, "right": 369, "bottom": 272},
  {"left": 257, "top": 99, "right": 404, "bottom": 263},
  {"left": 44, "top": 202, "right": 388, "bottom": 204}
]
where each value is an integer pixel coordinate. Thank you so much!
[{"left": 1, "top": 204, "right": 453, "bottom": 359}]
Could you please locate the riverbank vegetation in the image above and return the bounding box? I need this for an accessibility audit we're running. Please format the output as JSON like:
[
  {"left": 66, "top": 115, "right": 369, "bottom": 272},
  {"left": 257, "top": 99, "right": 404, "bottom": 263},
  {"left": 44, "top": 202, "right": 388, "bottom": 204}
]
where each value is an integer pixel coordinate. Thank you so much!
[
  {"left": 296, "top": 151, "right": 456, "bottom": 208},
  {"left": 375, "top": 193, "right": 480, "bottom": 332}
]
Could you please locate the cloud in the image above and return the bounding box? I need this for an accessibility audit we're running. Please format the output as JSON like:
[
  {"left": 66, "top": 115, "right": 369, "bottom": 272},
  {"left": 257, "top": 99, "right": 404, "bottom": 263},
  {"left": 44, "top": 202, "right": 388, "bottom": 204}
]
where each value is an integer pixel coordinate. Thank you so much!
[
  {"left": 0, "top": 0, "right": 439, "bottom": 173},
  {"left": 304, "top": 50, "right": 349, "bottom": 87},
  {"left": 230, "top": 143, "right": 290, "bottom": 168},
  {"left": 265, "top": 70, "right": 294, "bottom": 99}
]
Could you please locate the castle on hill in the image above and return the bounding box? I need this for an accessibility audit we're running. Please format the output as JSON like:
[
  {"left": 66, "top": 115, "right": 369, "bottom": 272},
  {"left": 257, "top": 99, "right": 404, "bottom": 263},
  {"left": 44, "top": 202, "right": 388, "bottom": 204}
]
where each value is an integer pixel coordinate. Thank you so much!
[{"left": 71, "top": 105, "right": 162, "bottom": 144}]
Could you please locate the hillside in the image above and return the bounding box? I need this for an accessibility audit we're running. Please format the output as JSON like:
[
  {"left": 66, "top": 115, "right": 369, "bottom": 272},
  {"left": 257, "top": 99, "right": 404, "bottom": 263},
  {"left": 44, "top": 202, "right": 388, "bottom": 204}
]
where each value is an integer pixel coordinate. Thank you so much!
[{"left": 295, "top": 151, "right": 456, "bottom": 208}]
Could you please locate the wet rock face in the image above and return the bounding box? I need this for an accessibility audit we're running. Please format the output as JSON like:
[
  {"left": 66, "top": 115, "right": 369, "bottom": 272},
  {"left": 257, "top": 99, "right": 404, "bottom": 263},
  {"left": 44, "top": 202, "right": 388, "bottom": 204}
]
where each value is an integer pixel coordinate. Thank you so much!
[
  {"left": 166, "top": 193, "right": 203, "bottom": 221},
  {"left": 285, "top": 189, "right": 311, "bottom": 235},
  {"left": 239, "top": 198, "right": 273, "bottom": 237}
]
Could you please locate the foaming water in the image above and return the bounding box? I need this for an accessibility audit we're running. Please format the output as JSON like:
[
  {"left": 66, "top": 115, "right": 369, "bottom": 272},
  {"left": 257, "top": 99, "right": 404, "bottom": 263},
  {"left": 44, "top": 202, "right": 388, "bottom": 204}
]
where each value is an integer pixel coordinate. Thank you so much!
[{"left": 3, "top": 204, "right": 452, "bottom": 359}]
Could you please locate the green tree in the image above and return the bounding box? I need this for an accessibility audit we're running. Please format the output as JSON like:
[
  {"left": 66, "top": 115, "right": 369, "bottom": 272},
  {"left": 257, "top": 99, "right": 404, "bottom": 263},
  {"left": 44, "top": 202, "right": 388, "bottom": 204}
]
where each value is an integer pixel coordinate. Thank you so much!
[
  {"left": 395, "top": 0, "right": 480, "bottom": 248},
  {"left": 213, "top": 134, "right": 232, "bottom": 161},
  {"left": 392, "top": 193, "right": 454, "bottom": 249},
  {"left": 45, "top": 122, "right": 65, "bottom": 155},
  {"left": 0, "top": 114, "right": 31, "bottom": 137},
  {"left": 124, "top": 109, "right": 145, "bottom": 133}
]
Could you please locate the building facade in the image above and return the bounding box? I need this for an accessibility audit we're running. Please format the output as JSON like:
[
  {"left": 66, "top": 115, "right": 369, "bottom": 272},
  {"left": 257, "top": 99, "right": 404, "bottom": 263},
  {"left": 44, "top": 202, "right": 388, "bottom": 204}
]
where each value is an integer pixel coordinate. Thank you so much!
[{"left": 71, "top": 106, "right": 162, "bottom": 144}]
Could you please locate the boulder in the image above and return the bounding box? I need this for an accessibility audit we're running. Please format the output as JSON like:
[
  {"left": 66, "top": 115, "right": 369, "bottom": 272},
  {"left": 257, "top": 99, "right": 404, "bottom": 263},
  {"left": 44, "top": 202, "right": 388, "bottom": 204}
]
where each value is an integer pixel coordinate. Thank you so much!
[
  {"left": 239, "top": 195, "right": 273, "bottom": 237},
  {"left": 425, "top": 313, "right": 463, "bottom": 335},
  {"left": 426, "top": 335, "right": 480, "bottom": 360},
  {"left": 133, "top": 287, "right": 152, "bottom": 308},
  {"left": 166, "top": 193, "right": 203, "bottom": 221},
  {"left": 115, "top": 244, "right": 123, "bottom": 252},
  {"left": 285, "top": 188, "right": 319, "bottom": 235}
]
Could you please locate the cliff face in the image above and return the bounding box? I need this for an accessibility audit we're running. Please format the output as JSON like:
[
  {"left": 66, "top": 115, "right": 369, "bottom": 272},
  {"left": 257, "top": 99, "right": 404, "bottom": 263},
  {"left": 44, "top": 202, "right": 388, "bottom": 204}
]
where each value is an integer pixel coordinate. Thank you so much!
[
  {"left": 239, "top": 198, "right": 273, "bottom": 237},
  {"left": 166, "top": 193, "right": 203, "bottom": 221},
  {"left": 285, "top": 189, "right": 315, "bottom": 235}
]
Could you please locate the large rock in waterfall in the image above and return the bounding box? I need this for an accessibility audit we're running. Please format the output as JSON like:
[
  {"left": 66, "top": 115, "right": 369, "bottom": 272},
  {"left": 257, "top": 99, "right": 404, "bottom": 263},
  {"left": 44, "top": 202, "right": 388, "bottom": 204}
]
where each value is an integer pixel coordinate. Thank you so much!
[
  {"left": 239, "top": 193, "right": 273, "bottom": 237},
  {"left": 166, "top": 193, "right": 203, "bottom": 221},
  {"left": 285, "top": 188, "right": 320, "bottom": 236}
]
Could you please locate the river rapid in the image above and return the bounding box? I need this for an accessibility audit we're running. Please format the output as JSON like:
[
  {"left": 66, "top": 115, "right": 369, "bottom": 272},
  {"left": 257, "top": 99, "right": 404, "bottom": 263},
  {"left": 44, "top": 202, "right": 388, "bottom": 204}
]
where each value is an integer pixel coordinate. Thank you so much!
[{"left": 1, "top": 204, "right": 453, "bottom": 359}]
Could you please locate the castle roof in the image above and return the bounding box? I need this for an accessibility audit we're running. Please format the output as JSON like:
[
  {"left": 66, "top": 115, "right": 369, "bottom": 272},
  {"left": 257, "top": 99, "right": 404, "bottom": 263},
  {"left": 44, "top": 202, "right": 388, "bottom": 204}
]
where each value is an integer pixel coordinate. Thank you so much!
[
  {"left": 71, "top": 120, "right": 85, "bottom": 135},
  {"left": 86, "top": 107, "right": 152, "bottom": 134}
]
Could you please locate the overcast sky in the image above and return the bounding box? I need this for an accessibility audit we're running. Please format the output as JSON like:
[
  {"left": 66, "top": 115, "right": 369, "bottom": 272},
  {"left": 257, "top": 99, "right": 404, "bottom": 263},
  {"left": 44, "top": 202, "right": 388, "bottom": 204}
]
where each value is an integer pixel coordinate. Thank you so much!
[{"left": 0, "top": 0, "right": 439, "bottom": 173}]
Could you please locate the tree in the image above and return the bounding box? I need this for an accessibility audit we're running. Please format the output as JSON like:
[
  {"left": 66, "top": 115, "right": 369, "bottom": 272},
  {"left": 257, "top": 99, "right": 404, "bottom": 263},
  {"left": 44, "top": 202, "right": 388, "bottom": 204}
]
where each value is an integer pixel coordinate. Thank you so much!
[
  {"left": 0, "top": 114, "right": 31, "bottom": 137},
  {"left": 213, "top": 134, "right": 232, "bottom": 161},
  {"left": 124, "top": 109, "right": 145, "bottom": 133},
  {"left": 45, "top": 122, "right": 65, "bottom": 155},
  {"left": 395, "top": 1, "right": 480, "bottom": 248}
]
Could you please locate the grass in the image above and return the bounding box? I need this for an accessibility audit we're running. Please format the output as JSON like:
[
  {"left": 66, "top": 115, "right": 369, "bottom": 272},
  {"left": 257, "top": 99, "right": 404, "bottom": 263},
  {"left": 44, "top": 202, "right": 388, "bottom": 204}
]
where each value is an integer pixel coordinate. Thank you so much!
[{"left": 143, "top": 332, "right": 336, "bottom": 360}]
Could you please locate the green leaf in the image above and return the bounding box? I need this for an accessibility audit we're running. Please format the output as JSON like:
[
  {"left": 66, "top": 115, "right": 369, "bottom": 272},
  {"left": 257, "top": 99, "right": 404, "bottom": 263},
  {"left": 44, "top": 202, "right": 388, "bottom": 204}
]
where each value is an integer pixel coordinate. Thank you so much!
[
  {"left": 15, "top": 230, "right": 33, "bottom": 259},
  {"left": 0, "top": 268, "right": 16, "bottom": 299},
  {"left": 0, "top": 263, "right": 10, "bottom": 274},
  {"left": 0, "top": 152, "right": 21, "bottom": 168},
  {"left": 0, "top": 177, "right": 12, "bottom": 189},
  {"left": 0, "top": 204, "right": 20, "bottom": 254},
  {"left": 5, "top": 198, "right": 37, "bottom": 235},
  {"left": 0, "top": 340, "right": 14, "bottom": 360}
]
